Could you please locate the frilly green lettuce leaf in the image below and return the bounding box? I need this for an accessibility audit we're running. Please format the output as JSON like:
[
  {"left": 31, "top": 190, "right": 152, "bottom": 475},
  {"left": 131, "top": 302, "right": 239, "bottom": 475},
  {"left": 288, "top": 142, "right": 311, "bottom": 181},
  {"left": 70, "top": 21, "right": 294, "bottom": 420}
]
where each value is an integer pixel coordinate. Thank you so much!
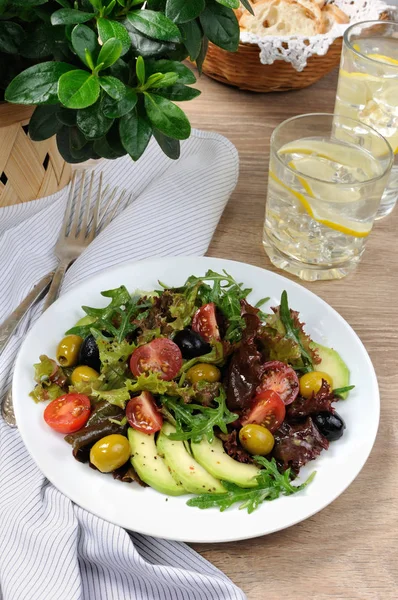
[
  {"left": 30, "top": 383, "right": 65, "bottom": 403},
  {"left": 32, "top": 355, "right": 57, "bottom": 384}
]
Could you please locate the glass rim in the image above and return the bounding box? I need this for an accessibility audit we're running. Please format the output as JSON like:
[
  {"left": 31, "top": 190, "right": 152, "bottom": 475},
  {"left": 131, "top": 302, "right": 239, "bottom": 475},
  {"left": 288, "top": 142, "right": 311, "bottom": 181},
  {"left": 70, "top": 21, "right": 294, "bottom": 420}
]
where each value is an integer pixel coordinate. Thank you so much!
[
  {"left": 343, "top": 20, "right": 398, "bottom": 70},
  {"left": 270, "top": 113, "right": 394, "bottom": 186}
]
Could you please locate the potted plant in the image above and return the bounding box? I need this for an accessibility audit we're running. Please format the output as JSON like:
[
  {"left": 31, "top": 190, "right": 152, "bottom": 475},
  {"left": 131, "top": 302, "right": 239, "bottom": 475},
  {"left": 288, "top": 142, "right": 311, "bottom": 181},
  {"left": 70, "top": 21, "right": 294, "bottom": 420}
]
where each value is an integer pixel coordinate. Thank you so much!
[{"left": 1, "top": 0, "right": 252, "bottom": 171}]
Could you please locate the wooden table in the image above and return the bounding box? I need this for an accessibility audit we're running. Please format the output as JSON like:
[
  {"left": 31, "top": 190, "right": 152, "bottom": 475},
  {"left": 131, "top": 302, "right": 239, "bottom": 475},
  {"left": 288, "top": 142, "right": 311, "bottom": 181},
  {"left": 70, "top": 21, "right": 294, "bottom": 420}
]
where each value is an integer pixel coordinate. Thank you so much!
[{"left": 184, "top": 70, "right": 398, "bottom": 600}]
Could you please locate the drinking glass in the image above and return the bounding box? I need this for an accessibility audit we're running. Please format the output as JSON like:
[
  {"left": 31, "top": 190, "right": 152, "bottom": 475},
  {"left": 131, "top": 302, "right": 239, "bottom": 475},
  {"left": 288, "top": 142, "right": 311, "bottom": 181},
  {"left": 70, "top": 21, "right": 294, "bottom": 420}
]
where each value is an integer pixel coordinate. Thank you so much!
[
  {"left": 335, "top": 21, "right": 398, "bottom": 219},
  {"left": 262, "top": 113, "right": 393, "bottom": 281}
]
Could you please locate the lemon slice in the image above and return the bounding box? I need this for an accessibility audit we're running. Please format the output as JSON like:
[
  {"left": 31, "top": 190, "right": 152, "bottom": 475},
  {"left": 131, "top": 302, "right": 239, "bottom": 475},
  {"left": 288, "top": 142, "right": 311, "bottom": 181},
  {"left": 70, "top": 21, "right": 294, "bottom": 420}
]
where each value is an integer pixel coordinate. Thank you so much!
[
  {"left": 279, "top": 140, "right": 379, "bottom": 179},
  {"left": 269, "top": 170, "right": 371, "bottom": 238},
  {"left": 367, "top": 53, "right": 398, "bottom": 66}
]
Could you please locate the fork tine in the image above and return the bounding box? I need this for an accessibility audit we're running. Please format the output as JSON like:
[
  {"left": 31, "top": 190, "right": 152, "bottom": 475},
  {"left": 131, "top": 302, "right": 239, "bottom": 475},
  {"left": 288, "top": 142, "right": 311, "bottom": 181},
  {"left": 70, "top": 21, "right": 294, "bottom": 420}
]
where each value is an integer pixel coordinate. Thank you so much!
[
  {"left": 98, "top": 187, "right": 117, "bottom": 230},
  {"left": 87, "top": 171, "right": 102, "bottom": 242},
  {"left": 69, "top": 171, "right": 86, "bottom": 237},
  {"left": 80, "top": 170, "right": 94, "bottom": 239},
  {"left": 100, "top": 189, "right": 126, "bottom": 232},
  {"left": 58, "top": 171, "right": 77, "bottom": 239}
]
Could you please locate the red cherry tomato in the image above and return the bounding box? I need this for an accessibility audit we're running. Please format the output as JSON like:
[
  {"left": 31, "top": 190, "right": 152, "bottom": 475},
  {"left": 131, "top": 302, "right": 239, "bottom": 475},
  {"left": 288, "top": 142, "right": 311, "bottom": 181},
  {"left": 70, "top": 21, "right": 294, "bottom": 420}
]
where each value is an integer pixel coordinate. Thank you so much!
[
  {"left": 240, "top": 390, "right": 286, "bottom": 433},
  {"left": 126, "top": 391, "right": 163, "bottom": 434},
  {"left": 130, "top": 338, "right": 182, "bottom": 381},
  {"left": 257, "top": 360, "right": 299, "bottom": 405},
  {"left": 43, "top": 393, "right": 91, "bottom": 434},
  {"left": 192, "top": 303, "right": 220, "bottom": 342}
]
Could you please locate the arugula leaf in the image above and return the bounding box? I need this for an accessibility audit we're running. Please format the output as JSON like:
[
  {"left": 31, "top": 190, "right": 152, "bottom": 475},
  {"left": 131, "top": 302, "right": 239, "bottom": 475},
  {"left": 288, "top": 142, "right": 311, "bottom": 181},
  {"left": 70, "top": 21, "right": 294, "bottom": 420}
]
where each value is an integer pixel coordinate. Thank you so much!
[
  {"left": 163, "top": 388, "right": 237, "bottom": 443},
  {"left": 66, "top": 286, "right": 153, "bottom": 342},
  {"left": 279, "top": 291, "right": 314, "bottom": 371},
  {"left": 333, "top": 385, "right": 355, "bottom": 397},
  {"left": 181, "top": 269, "right": 253, "bottom": 343},
  {"left": 187, "top": 457, "right": 315, "bottom": 513}
]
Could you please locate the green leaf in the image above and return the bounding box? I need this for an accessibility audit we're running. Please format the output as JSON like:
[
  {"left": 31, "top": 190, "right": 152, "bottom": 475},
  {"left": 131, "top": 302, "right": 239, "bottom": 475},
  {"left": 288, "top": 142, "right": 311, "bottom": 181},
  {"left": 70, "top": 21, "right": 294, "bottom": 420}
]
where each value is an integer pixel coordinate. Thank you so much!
[
  {"left": 146, "top": 72, "right": 179, "bottom": 88},
  {"left": 144, "top": 93, "right": 191, "bottom": 140},
  {"left": 165, "top": 0, "right": 205, "bottom": 24},
  {"left": 102, "top": 87, "right": 137, "bottom": 117},
  {"left": 96, "top": 37, "right": 122, "bottom": 70},
  {"left": 99, "top": 75, "right": 125, "bottom": 99},
  {"left": 146, "top": 0, "right": 166, "bottom": 9},
  {"left": 76, "top": 99, "right": 114, "bottom": 139},
  {"left": 215, "top": 0, "right": 239, "bottom": 8},
  {"left": 93, "top": 135, "right": 125, "bottom": 159},
  {"left": 20, "top": 23, "right": 67, "bottom": 61},
  {"left": 109, "top": 58, "right": 129, "bottom": 83},
  {"left": 136, "top": 55, "right": 145, "bottom": 86},
  {"left": 333, "top": 385, "right": 355, "bottom": 398},
  {"left": 119, "top": 108, "right": 152, "bottom": 161},
  {"left": 196, "top": 34, "right": 208, "bottom": 74},
  {"left": 0, "top": 21, "right": 24, "bottom": 54},
  {"left": 145, "top": 59, "right": 196, "bottom": 84},
  {"left": 154, "top": 84, "right": 200, "bottom": 101},
  {"left": 29, "top": 105, "right": 62, "bottom": 141},
  {"left": 5, "top": 62, "right": 74, "bottom": 105},
  {"left": 124, "top": 22, "right": 176, "bottom": 58},
  {"left": 127, "top": 9, "right": 181, "bottom": 43},
  {"left": 56, "top": 126, "right": 94, "bottom": 163},
  {"left": 97, "top": 18, "right": 131, "bottom": 56},
  {"left": 51, "top": 8, "right": 94, "bottom": 25},
  {"left": 58, "top": 69, "right": 100, "bottom": 109},
  {"left": 57, "top": 107, "right": 77, "bottom": 126},
  {"left": 279, "top": 291, "right": 314, "bottom": 371},
  {"left": 71, "top": 24, "right": 98, "bottom": 67},
  {"left": 103, "top": 0, "right": 116, "bottom": 16},
  {"left": 153, "top": 129, "right": 180, "bottom": 160},
  {"left": 179, "top": 19, "right": 202, "bottom": 61},
  {"left": 199, "top": 2, "right": 239, "bottom": 52}
]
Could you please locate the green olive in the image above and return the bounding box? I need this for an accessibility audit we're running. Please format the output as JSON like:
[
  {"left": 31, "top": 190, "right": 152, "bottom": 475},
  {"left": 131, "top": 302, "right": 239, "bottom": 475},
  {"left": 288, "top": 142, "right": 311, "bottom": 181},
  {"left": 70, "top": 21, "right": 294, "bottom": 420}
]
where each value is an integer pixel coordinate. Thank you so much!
[
  {"left": 186, "top": 363, "right": 221, "bottom": 384},
  {"left": 71, "top": 365, "right": 99, "bottom": 385},
  {"left": 56, "top": 335, "right": 83, "bottom": 367},
  {"left": 299, "top": 371, "right": 333, "bottom": 398},
  {"left": 90, "top": 435, "right": 131, "bottom": 473},
  {"left": 239, "top": 424, "right": 275, "bottom": 456}
]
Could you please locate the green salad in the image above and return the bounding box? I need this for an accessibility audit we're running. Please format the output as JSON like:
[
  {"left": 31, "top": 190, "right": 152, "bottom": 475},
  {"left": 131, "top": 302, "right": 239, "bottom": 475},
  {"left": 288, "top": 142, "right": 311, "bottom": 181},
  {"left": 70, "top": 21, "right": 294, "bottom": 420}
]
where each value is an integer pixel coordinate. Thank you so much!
[{"left": 30, "top": 270, "right": 353, "bottom": 513}]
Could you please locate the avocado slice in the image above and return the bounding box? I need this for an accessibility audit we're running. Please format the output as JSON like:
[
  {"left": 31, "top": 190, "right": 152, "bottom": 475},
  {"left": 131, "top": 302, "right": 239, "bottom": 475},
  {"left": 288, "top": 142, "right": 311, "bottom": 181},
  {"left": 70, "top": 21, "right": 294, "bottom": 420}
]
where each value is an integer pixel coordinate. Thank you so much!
[
  {"left": 128, "top": 428, "right": 186, "bottom": 496},
  {"left": 191, "top": 435, "right": 261, "bottom": 488},
  {"left": 157, "top": 423, "right": 225, "bottom": 494},
  {"left": 311, "top": 342, "right": 350, "bottom": 398}
]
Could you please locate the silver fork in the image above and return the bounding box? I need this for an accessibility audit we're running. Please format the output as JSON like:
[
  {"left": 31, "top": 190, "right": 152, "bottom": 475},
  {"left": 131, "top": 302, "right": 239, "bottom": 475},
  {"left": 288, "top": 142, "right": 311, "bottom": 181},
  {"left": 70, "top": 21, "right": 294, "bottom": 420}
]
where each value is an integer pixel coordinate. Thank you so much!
[{"left": 1, "top": 172, "right": 128, "bottom": 427}]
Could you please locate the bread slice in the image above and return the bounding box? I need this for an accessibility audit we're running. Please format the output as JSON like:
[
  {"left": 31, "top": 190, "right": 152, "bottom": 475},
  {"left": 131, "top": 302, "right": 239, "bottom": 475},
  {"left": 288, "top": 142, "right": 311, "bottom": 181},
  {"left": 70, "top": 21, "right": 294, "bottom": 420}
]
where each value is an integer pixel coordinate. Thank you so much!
[
  {"left": 239, "top": 0, "right": 323, "bottom": 37},
  {"left": 321, "top": 4, "right": 349, "bottom": 32}
]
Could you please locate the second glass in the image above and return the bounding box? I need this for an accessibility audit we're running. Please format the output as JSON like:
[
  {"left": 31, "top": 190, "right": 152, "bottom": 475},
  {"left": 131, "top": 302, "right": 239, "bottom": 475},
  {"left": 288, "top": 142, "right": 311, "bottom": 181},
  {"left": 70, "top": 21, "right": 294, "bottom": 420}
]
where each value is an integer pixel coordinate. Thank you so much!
[
  {"left": 262, "top": 113, "right": 393, "bottom": 281},
  {"left": 335, "top": 20, "right": 398, "bottom": 219}
]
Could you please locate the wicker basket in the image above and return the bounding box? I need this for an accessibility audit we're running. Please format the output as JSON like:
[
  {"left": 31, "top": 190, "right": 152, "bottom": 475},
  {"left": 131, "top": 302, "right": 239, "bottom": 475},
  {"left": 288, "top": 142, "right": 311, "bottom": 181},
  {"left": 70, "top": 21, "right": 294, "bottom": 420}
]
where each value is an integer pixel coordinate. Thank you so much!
[
  {"left": 0, "top": 104, "right": 71, "bottom": 208},
  {"left": 202, "top": 10, "right": 389, "bottom": 93},
  {"left": 202, "top": 38, "right": 343, "bottom": 93}
]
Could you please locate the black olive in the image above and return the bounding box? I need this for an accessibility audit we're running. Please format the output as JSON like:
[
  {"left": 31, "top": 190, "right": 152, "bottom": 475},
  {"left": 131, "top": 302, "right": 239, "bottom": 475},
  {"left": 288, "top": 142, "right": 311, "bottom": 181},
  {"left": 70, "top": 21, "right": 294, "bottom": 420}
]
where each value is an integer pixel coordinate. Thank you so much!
[
  {"left": 78, "top": 335, "right": 101, "bottom": 371},
  {"left": 313, "top": 411, "right": 346, "bottom": 442},
  {"left": 173, "top": 329, "right": 212, "bottom": 359}
]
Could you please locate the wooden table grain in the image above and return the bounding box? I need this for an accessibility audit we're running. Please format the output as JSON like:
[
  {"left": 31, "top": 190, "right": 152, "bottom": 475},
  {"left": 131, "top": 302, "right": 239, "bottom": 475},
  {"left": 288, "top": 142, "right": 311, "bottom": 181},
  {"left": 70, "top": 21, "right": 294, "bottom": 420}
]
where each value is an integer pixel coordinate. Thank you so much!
[{"left": 183, "top": 69, "right": 398, "bottom": 600}]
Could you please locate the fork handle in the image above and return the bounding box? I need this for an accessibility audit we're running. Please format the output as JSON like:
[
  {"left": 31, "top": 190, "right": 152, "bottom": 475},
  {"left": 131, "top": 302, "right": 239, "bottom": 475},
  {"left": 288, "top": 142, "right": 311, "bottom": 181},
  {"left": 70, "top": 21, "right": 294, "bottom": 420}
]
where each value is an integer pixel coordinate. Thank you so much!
[
  {"left": 42, "top": 260, "right": 71, "bottom": 312},
  {"left": 0, "top": 271, "right": 54, "bottom": 356}
]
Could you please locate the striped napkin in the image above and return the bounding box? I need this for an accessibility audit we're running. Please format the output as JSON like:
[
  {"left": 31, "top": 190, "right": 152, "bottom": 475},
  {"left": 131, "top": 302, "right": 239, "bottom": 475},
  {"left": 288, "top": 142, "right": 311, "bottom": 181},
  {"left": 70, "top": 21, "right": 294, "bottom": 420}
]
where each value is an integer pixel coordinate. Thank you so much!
[{"left": 0, "top": 131, "right": 245, "bottom": 600}]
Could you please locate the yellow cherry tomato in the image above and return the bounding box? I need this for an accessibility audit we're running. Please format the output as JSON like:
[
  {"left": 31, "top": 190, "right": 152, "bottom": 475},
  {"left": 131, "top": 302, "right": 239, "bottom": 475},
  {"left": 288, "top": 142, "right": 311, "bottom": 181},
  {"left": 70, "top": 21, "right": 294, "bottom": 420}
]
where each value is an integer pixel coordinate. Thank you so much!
[
  {"left": 56, "top": 335, "right": 83, "bottom": 367},
  {"left": 239, "top": 424, "right": 275, "bottom": 456},
  {"left": 299, "top": 371, "right": 333, "bottom": 398},
  {"left": 71, "top": 365, "right": 99, "bottom": 385},
  {"left": 186, "top": 363, "right": 221, "bottom": 384},
  {"left": 90, "top": 435, "right": 130, "bottom": 473}
]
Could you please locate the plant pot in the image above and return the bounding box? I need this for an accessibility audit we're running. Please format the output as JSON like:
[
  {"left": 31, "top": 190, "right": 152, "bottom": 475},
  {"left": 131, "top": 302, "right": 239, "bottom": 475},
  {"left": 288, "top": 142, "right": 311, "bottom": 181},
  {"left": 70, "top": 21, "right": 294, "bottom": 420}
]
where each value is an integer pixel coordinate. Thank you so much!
[{"left": 0, "top": 103, "right": 72, "bottom": 208}]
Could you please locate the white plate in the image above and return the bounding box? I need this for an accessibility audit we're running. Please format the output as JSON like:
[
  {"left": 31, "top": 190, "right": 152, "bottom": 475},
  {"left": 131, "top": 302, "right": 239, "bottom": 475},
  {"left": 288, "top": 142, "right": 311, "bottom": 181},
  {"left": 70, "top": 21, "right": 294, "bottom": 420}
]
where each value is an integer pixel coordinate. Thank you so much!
[{"left": 13, "top": 257, "right": 379, "bottom": 543}]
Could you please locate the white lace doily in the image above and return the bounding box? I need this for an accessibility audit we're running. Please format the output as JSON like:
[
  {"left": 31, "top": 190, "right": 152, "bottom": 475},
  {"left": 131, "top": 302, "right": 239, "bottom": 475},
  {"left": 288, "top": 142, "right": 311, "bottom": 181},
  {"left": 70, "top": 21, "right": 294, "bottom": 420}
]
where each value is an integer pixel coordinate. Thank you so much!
[{"left": 240, "top": 0, "right": 390, "bottom": 71}]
